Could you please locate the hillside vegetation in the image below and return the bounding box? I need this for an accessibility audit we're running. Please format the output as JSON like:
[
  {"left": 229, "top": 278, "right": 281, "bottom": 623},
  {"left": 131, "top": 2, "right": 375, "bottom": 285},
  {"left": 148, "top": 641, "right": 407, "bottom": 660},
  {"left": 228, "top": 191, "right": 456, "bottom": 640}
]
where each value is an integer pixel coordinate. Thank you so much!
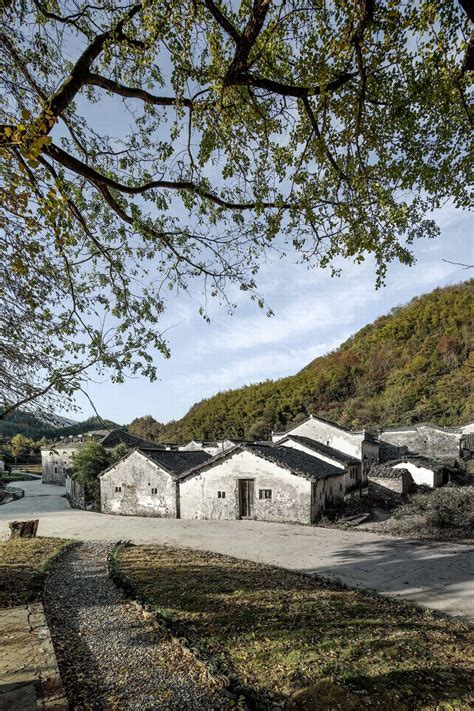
[
  {"left": 0, "top": 413, "right": 119, "bottom": 442},
  {"left": 130, "top": 280, "right": 473, "bottom": 443}
]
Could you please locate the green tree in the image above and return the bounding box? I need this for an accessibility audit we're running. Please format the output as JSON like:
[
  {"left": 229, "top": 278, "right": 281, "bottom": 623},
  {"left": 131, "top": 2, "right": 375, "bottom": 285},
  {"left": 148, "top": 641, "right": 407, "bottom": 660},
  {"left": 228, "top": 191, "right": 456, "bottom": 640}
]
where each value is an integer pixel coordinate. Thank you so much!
[
  {"left": 10, "top": 434, "right": 34, "bottom": 463},
  {"left": 71, "top": 441, "right": 109, "bottom": 505},
  {"left": 1, "top": 1, "right": 472, "bottom": 418},
  {"left": 109, "top": 443, "right": 129, "bottom": 464},
  {"left": 128, "top": 416, "right": 164, "bottom": 442}
]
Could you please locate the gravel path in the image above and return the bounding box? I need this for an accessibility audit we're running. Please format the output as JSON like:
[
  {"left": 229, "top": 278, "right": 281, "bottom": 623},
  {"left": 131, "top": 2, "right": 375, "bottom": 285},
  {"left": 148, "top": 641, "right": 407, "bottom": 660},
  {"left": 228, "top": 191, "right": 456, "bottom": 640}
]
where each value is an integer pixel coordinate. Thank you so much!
[{"left": 43, "top": 542, "right": 226, "bottom": 710}]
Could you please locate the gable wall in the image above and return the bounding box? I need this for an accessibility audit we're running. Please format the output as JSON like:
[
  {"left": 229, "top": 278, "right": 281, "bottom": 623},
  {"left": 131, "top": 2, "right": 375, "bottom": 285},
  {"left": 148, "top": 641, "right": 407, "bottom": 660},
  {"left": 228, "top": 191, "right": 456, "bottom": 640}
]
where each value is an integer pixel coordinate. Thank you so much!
[
  {"left": 100, "top": 451, "right": 177, "bottom": 517},
  {"left": 179, "top": 449, "right": 313, "bottom": 524},
  {"left": 272, "top": 419, "right": 365, "bottom": 459}
]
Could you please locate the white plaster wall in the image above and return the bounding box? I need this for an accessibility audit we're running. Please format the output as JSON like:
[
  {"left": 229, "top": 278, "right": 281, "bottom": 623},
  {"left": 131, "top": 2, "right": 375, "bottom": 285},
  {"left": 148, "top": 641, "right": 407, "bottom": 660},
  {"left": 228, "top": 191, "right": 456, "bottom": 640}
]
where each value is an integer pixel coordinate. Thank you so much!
[
  {"left": 179, "top": 449, "right": 313, "bottom": 524},
  {"left": 461, "top": 422, "right": 474, "bottom": 434},
  {"left": 273, "top": 418, "right": 364, "bottom": 459},
  {"left": 392, "top": 461, "right": 439, "bottom": 487},
  {"left": 101, "top": 451, "right": 177, "bottom": 517}
]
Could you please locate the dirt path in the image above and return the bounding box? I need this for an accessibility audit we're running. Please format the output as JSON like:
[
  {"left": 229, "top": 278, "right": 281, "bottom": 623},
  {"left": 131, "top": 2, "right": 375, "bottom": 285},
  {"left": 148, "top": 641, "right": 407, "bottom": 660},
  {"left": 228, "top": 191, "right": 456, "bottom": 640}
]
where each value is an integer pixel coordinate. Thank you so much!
[{"left": 43, "top": 542, "right": 226, "bottom": 710}]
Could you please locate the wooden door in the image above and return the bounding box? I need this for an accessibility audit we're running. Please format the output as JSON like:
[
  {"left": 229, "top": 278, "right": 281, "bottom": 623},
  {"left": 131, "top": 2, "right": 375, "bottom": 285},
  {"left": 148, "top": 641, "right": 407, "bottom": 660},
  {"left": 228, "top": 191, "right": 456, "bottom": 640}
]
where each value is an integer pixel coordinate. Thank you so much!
[{"left": 238, "top": 479, "right": 255, "bottom": 518}]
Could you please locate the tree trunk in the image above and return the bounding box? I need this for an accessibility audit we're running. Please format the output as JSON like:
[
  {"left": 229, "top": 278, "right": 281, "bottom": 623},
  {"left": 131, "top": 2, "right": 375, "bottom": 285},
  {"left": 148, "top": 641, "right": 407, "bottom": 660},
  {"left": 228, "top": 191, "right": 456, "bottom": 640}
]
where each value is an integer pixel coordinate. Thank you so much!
[{"left": 9, "top": 519, "right": 39, "bottom": 539}]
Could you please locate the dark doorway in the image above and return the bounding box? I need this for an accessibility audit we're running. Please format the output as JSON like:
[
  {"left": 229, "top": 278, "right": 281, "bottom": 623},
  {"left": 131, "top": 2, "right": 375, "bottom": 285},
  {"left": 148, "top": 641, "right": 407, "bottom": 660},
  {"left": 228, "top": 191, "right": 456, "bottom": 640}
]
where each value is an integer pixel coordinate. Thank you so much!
[{"left": 238, "top": 479, "right": 255, "bottom": 518}]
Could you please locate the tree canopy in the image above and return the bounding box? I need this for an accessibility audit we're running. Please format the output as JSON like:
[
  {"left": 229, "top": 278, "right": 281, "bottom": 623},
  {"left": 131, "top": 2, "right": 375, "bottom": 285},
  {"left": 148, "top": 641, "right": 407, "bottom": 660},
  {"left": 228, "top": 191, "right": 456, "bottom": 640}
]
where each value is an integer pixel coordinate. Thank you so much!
[{"left": 1, "top": 0, "right": 472, "bottom": 416}]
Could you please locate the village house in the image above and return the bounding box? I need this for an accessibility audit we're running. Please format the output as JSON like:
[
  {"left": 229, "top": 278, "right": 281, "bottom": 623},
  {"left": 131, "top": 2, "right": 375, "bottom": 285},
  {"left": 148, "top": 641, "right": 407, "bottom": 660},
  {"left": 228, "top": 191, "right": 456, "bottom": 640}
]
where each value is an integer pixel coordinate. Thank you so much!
[
  {"left": 272, "top": 415, "right": 379, "bottom": 476},
  {"left": 367, "top": 464, "right": 416, "bottom": 497},
  {"left": 378, "top": 422, "right": 474, "bottom": 463},
  {"left": 277, "top": 434, "right": 364, "bottom": 493},
  {"left": 100, "top": 448, "right": 211, "bottom": 517},
  {"left": 179, "top": 439, "right": 245, "bottom": 455},
  {"left": 178, "top": 443, "right": 345, "bottom": 524},
  {"left": 41, "top": 428, "right": 161, "bottom": 486},
  {"left": 390, "top": 456, "right": 451, "bottom": 488}
]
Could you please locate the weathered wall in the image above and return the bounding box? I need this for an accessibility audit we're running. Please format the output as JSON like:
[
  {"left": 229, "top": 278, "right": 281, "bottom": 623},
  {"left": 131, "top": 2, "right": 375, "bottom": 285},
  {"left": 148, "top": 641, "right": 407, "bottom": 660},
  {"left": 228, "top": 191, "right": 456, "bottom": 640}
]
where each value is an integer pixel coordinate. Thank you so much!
[
  {"left": 312, "top": 474, "right": 345, "bottom": 519},
  {"left": 179, "top": 449, "right": 315, "bottom": 524},
  {"left": 379, "top": 426, "right": 461, "bottom": 461},
  {"left": 100, "top": 451, "right": 177, "bottom": 517},
  {"left": 41, "top": 448, "right": 77, "bottom": 486},
  {"left": 368, "top": 469, "right": 415, "bottom": 496},
  {"left": 65, "top": 476, "right": 86, "bottom": 509}
]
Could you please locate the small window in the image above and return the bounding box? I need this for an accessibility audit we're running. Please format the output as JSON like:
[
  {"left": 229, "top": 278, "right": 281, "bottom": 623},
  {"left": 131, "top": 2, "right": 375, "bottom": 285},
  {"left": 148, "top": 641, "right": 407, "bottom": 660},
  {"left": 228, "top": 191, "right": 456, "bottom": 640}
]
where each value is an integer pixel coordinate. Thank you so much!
[
  {"left": 115, "top": 486, "right": 122, "bottom": 493},
  {"left": 151, "top": 488, "right": 158, "bottom": 494},
  {"left": 326, "top": 441, "right": 330, "bottom": 446},
  {"left": 217, "top": 491, "right": 226, "bottom": 498},
  {"left": 54, "top": 466, "right": 58, "bottom": 474},
  {"left": 259, "top": 489, "right": 272, "bottom": 500}
]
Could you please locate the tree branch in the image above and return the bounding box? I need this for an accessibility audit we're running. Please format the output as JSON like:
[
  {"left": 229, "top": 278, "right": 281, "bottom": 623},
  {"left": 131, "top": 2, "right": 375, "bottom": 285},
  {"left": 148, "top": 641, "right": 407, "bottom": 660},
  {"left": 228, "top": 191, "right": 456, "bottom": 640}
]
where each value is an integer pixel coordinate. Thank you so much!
[
  {"left": 86, "top": 73, "right": 193, "bottom": 108},
  {"left": 45, "top": 141, "right": 288, "bottom": 210}
]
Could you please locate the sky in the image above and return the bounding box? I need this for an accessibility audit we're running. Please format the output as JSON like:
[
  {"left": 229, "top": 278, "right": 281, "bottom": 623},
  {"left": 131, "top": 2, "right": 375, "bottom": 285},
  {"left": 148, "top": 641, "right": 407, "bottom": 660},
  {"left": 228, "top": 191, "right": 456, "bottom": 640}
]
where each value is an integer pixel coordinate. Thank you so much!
[{"left": 66, "top": 202, "right": 473, "bottom": 426}]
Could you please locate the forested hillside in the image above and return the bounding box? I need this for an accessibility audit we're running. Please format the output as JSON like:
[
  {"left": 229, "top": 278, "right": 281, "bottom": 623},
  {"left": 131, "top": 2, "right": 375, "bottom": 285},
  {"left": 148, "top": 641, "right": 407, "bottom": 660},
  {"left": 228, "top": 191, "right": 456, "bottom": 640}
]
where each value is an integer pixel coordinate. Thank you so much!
[
  {"left": 0, "top": 414, "right": 119, "bottom": 441},
  {"left": 130, "top": 280, "right": 473, "bottom": 443}
]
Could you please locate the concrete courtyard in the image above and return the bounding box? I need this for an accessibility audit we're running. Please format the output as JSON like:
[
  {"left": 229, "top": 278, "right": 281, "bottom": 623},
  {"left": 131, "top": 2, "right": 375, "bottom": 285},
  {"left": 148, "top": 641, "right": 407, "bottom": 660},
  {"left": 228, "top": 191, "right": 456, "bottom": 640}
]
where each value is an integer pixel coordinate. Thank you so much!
[{"left": 1, "top": 479, "right": 472, "bottom": 623}]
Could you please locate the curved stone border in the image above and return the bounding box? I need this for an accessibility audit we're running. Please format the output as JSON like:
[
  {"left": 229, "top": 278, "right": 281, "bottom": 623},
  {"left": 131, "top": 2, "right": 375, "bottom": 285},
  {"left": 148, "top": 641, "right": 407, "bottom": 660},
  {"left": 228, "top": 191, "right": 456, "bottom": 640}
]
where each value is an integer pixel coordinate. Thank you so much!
[{"left": 108, "top": 541, "right": 250, "bottom": 709}]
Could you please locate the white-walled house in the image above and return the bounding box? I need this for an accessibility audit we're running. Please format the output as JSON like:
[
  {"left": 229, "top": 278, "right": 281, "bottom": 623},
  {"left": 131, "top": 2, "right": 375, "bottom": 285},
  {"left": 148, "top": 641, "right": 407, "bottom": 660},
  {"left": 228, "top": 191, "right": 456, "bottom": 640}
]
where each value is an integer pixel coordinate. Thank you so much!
[
  {"left": 41, "top": 429, "right": 161, "bottom": 485},
  {"left": 277, "top": 434, "right": 364, "bottom": 493},
  {"left": 100, "top": 448, "right": 211, "bottom": 517},
  {"left": 271, "top": 415, "right": 379, "bottom": 477},
  {"left": 391, "top": 457, "right": 448, "bottom": 488},
  {"left": 178, "top": 443, "right": 344, "bottom": 524},
  {"left": 179, "top": 439, "right": 243, "bottom": 455}
]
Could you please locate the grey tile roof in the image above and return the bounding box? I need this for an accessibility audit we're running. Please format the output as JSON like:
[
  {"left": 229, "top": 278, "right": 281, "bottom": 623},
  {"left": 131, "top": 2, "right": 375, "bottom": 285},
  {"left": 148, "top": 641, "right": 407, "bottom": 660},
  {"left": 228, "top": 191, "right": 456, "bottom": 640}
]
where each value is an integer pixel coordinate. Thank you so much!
[
  {"left": 178, "top": 443, "right": 343, "bottom": 482},
  {"left": 140, "top": 449, "right": 212, "bottom": 476},
  {"left": 243, "top": 443, "right": 343, "bottom": 480},
  {"left": 278, "top": 435, "right": 360, "bottom": 465}
]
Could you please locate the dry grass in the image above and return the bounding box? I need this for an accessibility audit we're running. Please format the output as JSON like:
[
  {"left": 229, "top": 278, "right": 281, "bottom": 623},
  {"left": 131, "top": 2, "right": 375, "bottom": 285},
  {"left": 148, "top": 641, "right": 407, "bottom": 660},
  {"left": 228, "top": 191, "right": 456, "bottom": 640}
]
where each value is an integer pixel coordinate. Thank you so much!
[
  {"left": 0, "top": 537, "right": 70, "bottom": 607},
  {"left": 117, "top": 544, "right": 474, "bottom": 710}
]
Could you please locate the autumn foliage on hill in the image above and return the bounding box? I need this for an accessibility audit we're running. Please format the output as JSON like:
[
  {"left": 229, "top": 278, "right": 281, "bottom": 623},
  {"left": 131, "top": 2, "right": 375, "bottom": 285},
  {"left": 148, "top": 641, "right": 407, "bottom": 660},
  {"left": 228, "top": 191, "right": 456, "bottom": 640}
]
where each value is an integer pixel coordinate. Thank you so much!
[{"left": 129, "top": 280, "right": 474, "bottom": 443}]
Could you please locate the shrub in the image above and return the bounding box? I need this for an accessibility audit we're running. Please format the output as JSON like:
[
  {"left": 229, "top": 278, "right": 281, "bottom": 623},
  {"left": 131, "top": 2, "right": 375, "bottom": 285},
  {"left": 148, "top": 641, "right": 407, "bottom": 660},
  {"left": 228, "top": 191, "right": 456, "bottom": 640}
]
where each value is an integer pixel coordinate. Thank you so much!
[{"left": 391, "top": 487, "right": 474, "bottom": 538}]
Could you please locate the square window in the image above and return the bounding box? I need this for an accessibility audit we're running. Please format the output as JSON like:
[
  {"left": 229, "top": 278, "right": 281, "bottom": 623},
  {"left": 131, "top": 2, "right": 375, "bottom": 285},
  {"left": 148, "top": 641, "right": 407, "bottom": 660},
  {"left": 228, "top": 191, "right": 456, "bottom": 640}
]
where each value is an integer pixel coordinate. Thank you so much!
[
  {"left": 115, "top": 486, "right": 122, "bottom": 493},
  {"left": 151, "top": 488, "right": 158, "bottom": 494},
  {"left": 259, "top": 489, "right": 272, "bottom": 500},
  {"left": 217, "top": 491, "right": 226, "bottom": 499}
]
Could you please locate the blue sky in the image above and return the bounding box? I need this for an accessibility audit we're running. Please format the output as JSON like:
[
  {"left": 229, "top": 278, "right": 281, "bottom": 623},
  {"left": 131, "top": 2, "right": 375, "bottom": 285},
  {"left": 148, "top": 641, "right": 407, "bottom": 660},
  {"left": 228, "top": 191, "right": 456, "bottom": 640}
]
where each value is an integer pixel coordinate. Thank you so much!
[{"left": 67, "top": 202, "right": 473, "bottom": 426}]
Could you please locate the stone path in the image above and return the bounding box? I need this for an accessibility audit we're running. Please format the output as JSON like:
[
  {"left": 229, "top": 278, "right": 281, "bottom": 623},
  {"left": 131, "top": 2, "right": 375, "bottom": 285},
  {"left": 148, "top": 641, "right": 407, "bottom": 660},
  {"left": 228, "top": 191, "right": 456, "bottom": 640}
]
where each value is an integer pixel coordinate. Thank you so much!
[
  {"left": 2, "top": 480, "right": 473, "bottom": 623},
  {"left": 43, "top": 542, "right": 226, "bottom": 710}
]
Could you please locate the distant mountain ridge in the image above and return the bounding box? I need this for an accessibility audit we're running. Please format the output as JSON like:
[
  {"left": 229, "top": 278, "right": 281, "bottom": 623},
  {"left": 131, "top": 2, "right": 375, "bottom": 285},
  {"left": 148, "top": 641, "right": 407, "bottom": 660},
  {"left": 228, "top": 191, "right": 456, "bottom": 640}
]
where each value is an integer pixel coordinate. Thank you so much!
[
  {"left": 0, "top": 413, "right": 120, "bottom": 441},
  {"left": 129, "top": 280, "right": 473, "bottom": 443}
]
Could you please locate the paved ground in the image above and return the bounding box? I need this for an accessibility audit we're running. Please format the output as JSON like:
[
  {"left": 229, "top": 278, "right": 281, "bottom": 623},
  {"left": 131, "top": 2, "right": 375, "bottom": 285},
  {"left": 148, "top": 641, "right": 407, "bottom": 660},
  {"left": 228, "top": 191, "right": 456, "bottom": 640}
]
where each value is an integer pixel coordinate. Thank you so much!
[
  {"left": 0, "top": 603, "right": 67, "bottom": 710},
  {"left": 1, "top": 480, "right": 473, "bottom": 623},
  {"left": 43, "top": 542, "right": 225, "bottom": 710}
]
